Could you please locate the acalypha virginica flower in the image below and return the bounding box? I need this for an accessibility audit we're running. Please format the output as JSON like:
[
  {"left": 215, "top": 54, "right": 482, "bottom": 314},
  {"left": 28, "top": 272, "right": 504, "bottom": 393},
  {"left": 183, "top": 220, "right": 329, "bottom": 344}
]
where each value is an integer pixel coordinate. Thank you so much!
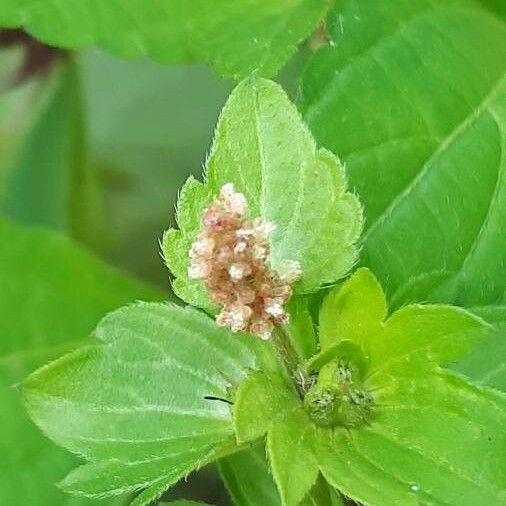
[{"left": 188, "top": 183, "right": 301, "bottom": 339}]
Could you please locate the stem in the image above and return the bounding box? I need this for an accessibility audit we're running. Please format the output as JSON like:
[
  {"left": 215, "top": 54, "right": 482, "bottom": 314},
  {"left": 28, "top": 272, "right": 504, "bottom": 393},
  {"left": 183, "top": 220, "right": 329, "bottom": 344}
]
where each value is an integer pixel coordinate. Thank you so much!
[{"left": 272, "top": 326, "right": 307, "bottom": 396}]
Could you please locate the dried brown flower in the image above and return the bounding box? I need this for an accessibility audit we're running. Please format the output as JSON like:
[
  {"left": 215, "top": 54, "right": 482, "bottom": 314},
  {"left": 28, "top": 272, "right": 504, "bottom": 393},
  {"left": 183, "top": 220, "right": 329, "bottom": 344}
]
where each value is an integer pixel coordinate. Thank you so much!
[{"left": 188, "top": 183, "right": 301, "bottom": 340}]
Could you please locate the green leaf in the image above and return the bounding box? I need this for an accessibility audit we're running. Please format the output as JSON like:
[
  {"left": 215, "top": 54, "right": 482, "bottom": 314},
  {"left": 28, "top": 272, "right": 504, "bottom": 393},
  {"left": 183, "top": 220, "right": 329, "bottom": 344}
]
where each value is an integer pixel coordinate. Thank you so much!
[
  {"left": 312, "top": 269, "right": 505, "bottom": 504},
  {"left": 1, "top": 59, "right": 105, "bottom": 249},
  {"left": 0, "top": 0, "right": 328, "bottom": 80},
  {"left": 234, "top": 371, "right": 297, "bottom": 444},
  {"left": 301, "top": 0, "right": 506, "bottom": 310},
  {"left": 318, "top": 268, "right": 386, "bottom": 352},
  {"left": 219, "top": 444, "right": 282, "bottom": 506},
  {"left": 162, "top": 178, "right": 215, "bottom": 312},
  {"left": 318, "top": 269, "right": 489, "bottom": 381},
  {"left": 285, "top": 296, "right": 317, "bottom": 360},
  {"left": 451, "top": 323, "right": 506, "bottom": 391},
  {"left": 161, "top": 501, "right": 213, "bottom": 506},
  {"left": 23, "top": 301, "right": 268, "bottom": 501},
  {"left": 163, "top": 77, "right": 363, "bottom": 307},
  {"left": 0, "top": 217, "right": 161, "bottom": 504},
  {"left": 371, "top": 304, "right": 490, "bottom": 379},
  {"left": 470, "top": 304, "right": 506, "bottom": 324},
  {"left": 129, "top": 476, "right": 188, "bottom": 506},
  {"left": 318, "top": 371, "right": 506, "bottom": 506},
  {"left": 219, "top": 446, "right": 345, "bottom": 506},
  {"left": 59, "top": 446, "right": 222, "bottom": 499},
  {"left": 267, "top": 408, "right": 319, "bottom": 506},
  {"left": 233, "top": 370, "right": 319, "bottom": 506}
]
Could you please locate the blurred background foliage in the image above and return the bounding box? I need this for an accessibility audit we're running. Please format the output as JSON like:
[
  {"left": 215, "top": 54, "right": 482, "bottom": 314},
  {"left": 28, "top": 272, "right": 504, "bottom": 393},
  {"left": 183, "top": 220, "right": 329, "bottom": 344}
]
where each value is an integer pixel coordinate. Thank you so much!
[{"left": 1, "top": 44, "right": 231, "bottom": 287}]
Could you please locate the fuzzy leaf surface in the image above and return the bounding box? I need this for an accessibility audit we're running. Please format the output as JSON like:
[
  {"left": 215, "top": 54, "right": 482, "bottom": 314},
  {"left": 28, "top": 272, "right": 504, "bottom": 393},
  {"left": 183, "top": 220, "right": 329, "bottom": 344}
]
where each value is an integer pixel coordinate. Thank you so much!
[
  {"left": 267, "top": 407, "right": 320, "bottom": 506},
  {"left": 319, "top": 268, "right": 386, "bottom": 352},
  {"left": 285, "top": 297, "right": 318, "bottom": 359},
  {"left": 0, "top": 218, "right": 161, "bottom": 505},
  {"left": 319, "top": 371, "right": 506, "bottom": 506},
  {"left": 23, "top": 302, "right": 268, "bottom": 501},
  {"left": 234, "top": 371, "right": 296, "bottom": 444},
  {"left": 302, "top": 0, "right": 506, "bottom": 310},
  {"left": 163, "top": 78, "right": 363, "bottom": 308},
  {"left": 0, "top": 0, "right": 327, "bottom": 80},
  {"left": 234, "top": 371, "right": 319, "bottom": 506}
]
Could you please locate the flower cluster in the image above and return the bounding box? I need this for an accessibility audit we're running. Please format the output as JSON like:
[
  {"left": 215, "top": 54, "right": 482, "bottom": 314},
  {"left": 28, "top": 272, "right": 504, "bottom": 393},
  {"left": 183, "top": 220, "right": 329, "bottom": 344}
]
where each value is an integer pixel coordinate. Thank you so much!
[{"left": 188, "top": 183, "right": 301, "bottom": 340}]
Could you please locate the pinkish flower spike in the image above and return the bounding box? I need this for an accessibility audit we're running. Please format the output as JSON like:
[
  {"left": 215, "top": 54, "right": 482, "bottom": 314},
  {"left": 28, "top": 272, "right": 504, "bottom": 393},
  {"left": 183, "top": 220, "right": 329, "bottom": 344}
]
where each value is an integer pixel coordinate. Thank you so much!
[{"left": 188, "top": 183, "right": 302, "bottom": 340}]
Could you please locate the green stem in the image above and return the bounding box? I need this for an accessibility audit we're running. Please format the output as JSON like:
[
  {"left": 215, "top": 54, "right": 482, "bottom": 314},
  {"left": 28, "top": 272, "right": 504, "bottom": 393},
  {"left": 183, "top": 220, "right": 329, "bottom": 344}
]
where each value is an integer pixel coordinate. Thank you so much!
[{"left": 272, "top": 325, "right": 307, "bottom": 396}]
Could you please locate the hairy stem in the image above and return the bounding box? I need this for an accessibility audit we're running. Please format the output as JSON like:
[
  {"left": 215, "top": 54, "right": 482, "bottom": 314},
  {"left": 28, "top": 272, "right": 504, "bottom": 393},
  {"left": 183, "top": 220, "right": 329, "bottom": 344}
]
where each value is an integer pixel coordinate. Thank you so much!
[{"left": 272, "top": 326, "right": 307, "bottom": 396}]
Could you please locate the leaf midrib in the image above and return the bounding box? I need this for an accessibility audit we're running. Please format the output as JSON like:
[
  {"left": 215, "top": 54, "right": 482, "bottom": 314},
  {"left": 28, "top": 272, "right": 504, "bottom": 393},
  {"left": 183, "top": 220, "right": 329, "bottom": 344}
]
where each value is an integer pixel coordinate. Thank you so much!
[
  {"left": 75, "top": 429, "right": 230, "bottom": 446},
  {"left": 26, "top": 390, "right": 228, "bottom": 418},
  {"left": 364, "top": 73, "right": 506, "bottom": 242},
  {"left": 450, "top": 108, "right": 505, "bottom": 276}
]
